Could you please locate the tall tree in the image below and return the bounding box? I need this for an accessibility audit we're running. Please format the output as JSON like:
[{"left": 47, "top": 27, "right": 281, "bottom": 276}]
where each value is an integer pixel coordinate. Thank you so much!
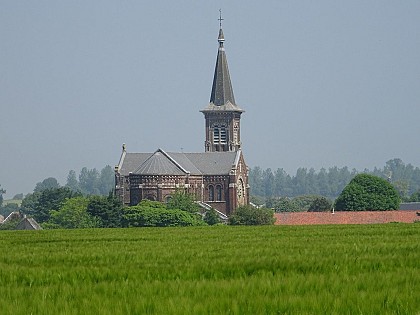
[
  {"left": 262, "top": 168, "right": 275, "bottom": 197},
  {"left": 65, "top": 170, "right": 80, "bottom": 192},
  {"left": 274, "top": 168, "right": 292, "bottom": 196},
  {"left": 98, "top": 165, "right": 115, "bottom": 195},
  {"left": 293, "top": 168, "right": 308, "bottom": 196},
  {"left": 249, "top": 166, "right": 263, "bottom": 196},
  {"left": 79, "top": 167, "right": 100, "bottom": 195}
]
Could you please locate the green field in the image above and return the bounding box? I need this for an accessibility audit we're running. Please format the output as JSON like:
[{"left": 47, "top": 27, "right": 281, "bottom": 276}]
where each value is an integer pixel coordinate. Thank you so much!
[{"left": 0, "top": 224, "right": 419, "bottom": 314}]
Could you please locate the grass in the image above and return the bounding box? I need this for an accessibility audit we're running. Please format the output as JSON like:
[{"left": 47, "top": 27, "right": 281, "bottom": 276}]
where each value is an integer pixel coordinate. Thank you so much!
[{"left": 0, "top": 224, "right": 419, "bottom": 314}]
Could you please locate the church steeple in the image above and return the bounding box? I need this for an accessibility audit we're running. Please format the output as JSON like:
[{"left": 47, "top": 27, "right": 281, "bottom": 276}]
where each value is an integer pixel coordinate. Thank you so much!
[
  {"left": 209, "top": 12, "right": 237, "bottom": 108},
  {"left": 201, "top": 12, "right": 244, "bottom": 153}
]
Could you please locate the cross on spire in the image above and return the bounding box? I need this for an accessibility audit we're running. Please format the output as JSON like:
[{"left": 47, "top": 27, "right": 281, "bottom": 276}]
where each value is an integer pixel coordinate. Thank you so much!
[{"left": 218, "top": 9, "right": 224, "bottom": 28}]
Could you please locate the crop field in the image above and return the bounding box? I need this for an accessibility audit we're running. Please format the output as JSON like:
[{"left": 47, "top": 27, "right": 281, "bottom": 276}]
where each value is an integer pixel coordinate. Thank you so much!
[{"left": 0, "top": 224, "right": 419, "bottom": 315}]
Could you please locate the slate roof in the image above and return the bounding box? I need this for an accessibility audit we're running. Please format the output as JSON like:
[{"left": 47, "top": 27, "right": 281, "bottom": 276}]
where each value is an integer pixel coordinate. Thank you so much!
[
  {"left": 180, "top": 151, "right": 238, "bottom": 175},
  {"left": 134, "top": 150, "right": 188, "bottom": 175},
  {"left": 117, "top": 149, "right": 240, "bottom": 176},
  {"left": 118, "top": 153, "right": 151, "bottom": 176},
  {"left": 201, "top": 26, "right": 243, "bottom": 113}
]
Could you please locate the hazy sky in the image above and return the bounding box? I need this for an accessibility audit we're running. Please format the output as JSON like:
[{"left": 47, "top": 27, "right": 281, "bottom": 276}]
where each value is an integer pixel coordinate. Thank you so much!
[{"left": 1, "top": 1, "right": 419, "bottom": 198}]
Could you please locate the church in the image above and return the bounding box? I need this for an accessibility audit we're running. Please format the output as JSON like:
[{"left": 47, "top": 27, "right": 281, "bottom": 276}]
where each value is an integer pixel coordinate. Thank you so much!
[{"left": 114, "top": 20, "right": 249, "bottom": 216}]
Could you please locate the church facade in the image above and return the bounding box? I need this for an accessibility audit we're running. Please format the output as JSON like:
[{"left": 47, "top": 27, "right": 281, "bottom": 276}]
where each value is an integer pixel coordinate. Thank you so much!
[{"left": 114, "top": 22, "right": 249, "bottom": 215}]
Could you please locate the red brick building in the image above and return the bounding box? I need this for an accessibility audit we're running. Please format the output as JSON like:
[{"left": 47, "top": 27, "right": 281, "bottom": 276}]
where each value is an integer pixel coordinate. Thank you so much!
[{"left": 115, "top": 22, "right": 249, "bottom": 215}]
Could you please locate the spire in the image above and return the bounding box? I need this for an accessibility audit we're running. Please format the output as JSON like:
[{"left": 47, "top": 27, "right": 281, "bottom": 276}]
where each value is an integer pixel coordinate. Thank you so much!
[{"left": 209, "top": 11, "right": 236, "bottom": 107}]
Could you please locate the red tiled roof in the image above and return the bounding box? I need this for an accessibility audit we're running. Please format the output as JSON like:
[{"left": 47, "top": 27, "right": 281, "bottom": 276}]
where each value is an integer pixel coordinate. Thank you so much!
[{"left": 274, "top": 210, "right": 420, "bottom": 225}]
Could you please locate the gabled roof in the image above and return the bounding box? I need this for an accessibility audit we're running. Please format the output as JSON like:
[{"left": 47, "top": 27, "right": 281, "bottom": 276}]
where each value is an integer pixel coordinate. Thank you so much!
[
  {"left": 15, "top": 217, "right": 42, "bottom": 230},
  {"left": 134, "top": 149, "right": 189, "bottom": 175},
  {"left": 117, "top": 147, "right": 242, "bottom": 176}
]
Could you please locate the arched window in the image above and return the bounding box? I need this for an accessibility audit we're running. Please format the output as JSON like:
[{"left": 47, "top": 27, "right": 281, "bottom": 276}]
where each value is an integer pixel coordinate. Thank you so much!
[
  {"left": 216, "top": 185, "right": 222, "bottom": 201},
  {"left": 208, "top": 185, "right": 214, "bottom": 201}
]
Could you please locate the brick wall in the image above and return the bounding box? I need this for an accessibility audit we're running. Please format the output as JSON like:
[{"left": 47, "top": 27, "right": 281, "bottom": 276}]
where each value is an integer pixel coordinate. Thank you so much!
[{"left": 274, "top": 210, "right": 420, "bottom": 225}]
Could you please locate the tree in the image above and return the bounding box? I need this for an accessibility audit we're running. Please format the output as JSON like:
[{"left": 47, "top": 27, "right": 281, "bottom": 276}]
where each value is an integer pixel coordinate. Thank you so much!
[
  {"left": 65, "top": 170, "right": 80, "bottom": 192},
  {"left": 249, "top": 166, "right": 263, "bottom": 196},
  {"left": 262, "top": 168, "right": 275, "bottom": 197},
  {"left": 87, "top": 194, "right": 122, "bottom": 228},
  {"left": 98, "top": 165, "right": 115, "bottom": 195},
  {"left": 21, "top": 187, "right": 79, "bottom": 223},
  {"left": 308, "top": 196, "right": 332, "bottom": 212},
  {"left": 20, "top": 192, "right": 41, "bottom": 217},
  {"left": 274, "top": 168, "right": 293, "bottom": 196},
  {"left": 46, "top": 197, "right": 99, "bottom": 229},
  {"left": 228, "top": 205, "right": 275, "bottom": 225},
  {"left": 335, "top": 174, "right": 400, "bottom": 211},
  {"left": 34, "top": 177, "right": 60, "bottom": 192},
  {"left": 79, "top": 167, "right": 100, "bottom": 195}
]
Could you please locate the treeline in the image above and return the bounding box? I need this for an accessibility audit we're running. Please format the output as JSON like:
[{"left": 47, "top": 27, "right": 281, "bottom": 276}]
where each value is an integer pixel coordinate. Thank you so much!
[
  {"left": 250, "top": 158, "right": 420, "bottom": 201},
  {"left": 26, "top": 166, "right": 115, "bottom": 196},
  {"left": 62, "top": 165, "right": 114, "bottom": 195},
  {"left": 31, "top": 165, "right": 114, "bottom": 196},
  {"left": 0, "top": 166, "right": 114, "bottom": 218}
]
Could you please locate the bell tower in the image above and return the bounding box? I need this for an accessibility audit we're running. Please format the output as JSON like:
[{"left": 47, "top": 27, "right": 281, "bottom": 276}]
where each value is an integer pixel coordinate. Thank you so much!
[{"left": 201, "top": 12, "right": 244, "bottom": 152}]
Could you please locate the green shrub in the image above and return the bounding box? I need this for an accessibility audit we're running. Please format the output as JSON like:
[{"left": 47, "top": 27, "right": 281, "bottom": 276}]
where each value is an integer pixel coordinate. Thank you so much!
[
  {"left": 122, "top": 200, "right": 204, "bottom": 227},
  {"left": 229, "top": 205, "right": 275, "bottom": 225},
  {"left": 308, "top": 196, "right": 332, "bottom": 212},
  {"left": 203, "top": 208, "right": 222, "bottom": 225}
]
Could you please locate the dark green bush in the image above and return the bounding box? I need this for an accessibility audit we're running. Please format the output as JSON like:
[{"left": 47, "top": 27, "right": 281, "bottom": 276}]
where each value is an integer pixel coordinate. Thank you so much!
[
  {"left": 229, "top": 205, "right": 275, "bottom": 225},
  {"left": 122, "top": 200, "right": 204, "bottom": 227},
  {"left": 308, "top": 196, "right": 332, "bottom": 212}
]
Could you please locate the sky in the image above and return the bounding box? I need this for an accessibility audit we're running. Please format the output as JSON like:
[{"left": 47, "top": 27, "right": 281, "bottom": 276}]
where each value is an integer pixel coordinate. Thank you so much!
[{"left": 1, "top": 1, "right": 419, "bottom": 198}]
